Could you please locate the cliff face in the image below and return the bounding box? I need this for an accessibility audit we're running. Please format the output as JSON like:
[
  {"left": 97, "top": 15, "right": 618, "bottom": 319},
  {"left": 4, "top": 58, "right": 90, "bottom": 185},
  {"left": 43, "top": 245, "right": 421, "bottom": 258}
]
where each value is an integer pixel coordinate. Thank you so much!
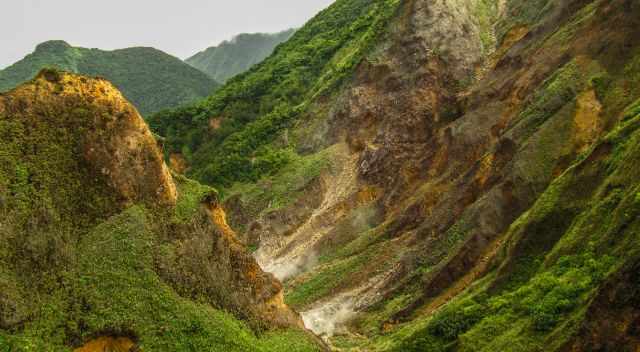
[
  {"left": 0, "top": 71, "right": 319, "bottom": 351},
  {"left": 158, "top": 192, "right": 304, "bottom": 330},
  {"left": 148, "top": 0, "right": 640, "bottom": 350}
]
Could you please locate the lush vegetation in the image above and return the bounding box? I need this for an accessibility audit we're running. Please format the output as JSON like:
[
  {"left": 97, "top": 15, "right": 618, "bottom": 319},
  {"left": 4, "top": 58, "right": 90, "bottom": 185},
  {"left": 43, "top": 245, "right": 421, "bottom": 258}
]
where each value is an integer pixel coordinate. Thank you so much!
[
  {"left": 0, "top": 204, "right": 320, "bottom": 352},
  {"left": 272, "top": 1, "right": 640, "bottom": 350},
  {"left": 223, "top": 145, "right": 334, "bottom": 230},
  {"left": 149, "top": 0, "right": 402, "bottom": 188},
  {"left": 392, "top": 251, "right": 617, "bottom": 352},
  {"left": 3, "top": 0, "right": 640, "bottom": 350},
  {"left": 0, "top": 41, "right": 219, "bottom": 115},
  {"left": 186, "top": 29, "right": 297, "bottom": 83},
  {"left": 0, "top": 72, "right": 319, "bottom": 351}
]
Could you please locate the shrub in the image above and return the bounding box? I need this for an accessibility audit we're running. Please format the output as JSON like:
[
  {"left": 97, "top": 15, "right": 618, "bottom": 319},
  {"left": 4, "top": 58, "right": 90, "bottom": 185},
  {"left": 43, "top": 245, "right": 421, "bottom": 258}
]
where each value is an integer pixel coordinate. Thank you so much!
[{"left": 427, "top": 299, "right": 486, "bottom": 340}]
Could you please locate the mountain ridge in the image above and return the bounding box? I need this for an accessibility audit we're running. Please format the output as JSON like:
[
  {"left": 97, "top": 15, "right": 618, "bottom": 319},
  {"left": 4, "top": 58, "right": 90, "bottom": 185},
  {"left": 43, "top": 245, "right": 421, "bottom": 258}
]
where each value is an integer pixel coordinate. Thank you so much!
[
  {"left": 0, "top": 40, "right": 219, "bottom": 115},
  {"left": 186, "top": 29, "right": 296, "bottom": 83}
]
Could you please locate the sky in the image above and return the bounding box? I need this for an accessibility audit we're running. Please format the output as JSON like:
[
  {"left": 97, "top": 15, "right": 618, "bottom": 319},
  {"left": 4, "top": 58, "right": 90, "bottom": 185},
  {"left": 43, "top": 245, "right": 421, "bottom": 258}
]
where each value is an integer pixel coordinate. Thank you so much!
[{"left": 0, "top": 0, "right": 336, "bottom": 69}]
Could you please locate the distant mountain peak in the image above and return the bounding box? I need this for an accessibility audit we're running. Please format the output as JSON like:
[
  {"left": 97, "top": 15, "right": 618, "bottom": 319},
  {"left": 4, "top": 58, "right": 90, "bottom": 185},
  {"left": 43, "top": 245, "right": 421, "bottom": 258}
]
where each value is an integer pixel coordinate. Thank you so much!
[
  {"left": 186, "top": 28, "right": 296, "bottom": 83},
  {"left": 0, "top": 41, "right": 219, "bottom": 115},
  {"left": 35, "top": 40, "right": 72, "bottom": 52}
]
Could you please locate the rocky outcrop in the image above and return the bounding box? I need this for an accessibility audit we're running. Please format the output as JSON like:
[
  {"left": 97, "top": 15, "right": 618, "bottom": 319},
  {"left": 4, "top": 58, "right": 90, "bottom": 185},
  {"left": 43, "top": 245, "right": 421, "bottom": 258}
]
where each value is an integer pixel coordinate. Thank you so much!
[
  {"left": 0, "top": 69, "right": 176, "bottom": 207},
  {"left": 74, "top": 336, "right": 136, "bottom": 352},
  {"left": 201, "top": 193, "right": 305, "bottom": 329},
  {"left": 246, "top": 0, "right": 495, "bottom": 302}
]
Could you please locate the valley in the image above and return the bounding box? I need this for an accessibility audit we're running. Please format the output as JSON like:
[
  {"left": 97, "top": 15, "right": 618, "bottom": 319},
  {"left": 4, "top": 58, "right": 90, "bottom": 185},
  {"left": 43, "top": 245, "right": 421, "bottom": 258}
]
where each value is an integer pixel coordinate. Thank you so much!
[
  {"left": 1, "top": 0, "right": 640, "bottom": 351},
  {"left": 153, "top": 0, "right": 640, "bottom": 349}
]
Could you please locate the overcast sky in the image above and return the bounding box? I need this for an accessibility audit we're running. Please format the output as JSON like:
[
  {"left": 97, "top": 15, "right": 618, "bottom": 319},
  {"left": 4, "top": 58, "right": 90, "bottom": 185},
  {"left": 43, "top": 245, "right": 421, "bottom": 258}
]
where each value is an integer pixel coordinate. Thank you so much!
[{"left": 0, "top": 0, "right": 335, "bottom": 69}]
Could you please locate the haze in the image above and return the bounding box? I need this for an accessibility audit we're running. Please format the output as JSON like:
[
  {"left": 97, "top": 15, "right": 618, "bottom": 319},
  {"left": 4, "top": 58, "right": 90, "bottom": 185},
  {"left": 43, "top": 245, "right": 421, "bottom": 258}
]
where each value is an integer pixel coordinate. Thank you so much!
[{"left": 0, "top": 0, "right": 335, "bottom": 69}]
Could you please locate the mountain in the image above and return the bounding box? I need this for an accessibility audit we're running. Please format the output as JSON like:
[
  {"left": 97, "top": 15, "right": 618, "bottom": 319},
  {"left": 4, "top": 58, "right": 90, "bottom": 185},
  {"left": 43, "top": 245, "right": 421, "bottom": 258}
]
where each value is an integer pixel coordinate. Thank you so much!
[
  {"left": 0, "top": 70, "right": 321, "bottom": 351},
  {"left": 186, "top": 29, "right": 296, "bottom": 83},
  {"left": 0, "top": 41, "right": 219, "bottom": 115},
  {"left": 150, "top": 0, "right": 640, "bottom": 350}
]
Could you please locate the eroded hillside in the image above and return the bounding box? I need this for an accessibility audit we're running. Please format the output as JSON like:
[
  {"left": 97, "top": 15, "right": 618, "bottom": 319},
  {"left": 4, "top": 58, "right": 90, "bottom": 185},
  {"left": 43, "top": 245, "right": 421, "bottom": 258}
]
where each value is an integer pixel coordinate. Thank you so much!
[
  {"left": 0, "top": 71, "right": 322, "bottom": 351},
  {"left": 151, "top": 0, "right": 640, "bottom": 350}
]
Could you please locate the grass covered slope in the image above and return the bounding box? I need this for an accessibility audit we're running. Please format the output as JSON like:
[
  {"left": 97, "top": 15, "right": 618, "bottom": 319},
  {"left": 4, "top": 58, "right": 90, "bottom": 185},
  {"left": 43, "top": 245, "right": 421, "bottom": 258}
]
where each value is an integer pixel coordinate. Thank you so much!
[
  {"left": 0, "top": 40, "right": 219, "bottom": 115},
  {"left": 149, "top": 0, "right": 402, "bottom": 186},
  {"left": 0, "top": 71, "right": 320, "bottom": 352},
  {"left": 186, "top": 29, "right": 297, "bottom": 83}
]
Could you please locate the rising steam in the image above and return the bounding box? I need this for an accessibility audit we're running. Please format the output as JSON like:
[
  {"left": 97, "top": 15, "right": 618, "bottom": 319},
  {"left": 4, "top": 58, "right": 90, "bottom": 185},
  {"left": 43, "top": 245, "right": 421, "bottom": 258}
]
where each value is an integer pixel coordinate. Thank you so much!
[
  {"left": 259, "top": 253, "right": 318, "bottom": 281},
  {"left": 301, "top": 294, "right": 357, "bottom": 337}
]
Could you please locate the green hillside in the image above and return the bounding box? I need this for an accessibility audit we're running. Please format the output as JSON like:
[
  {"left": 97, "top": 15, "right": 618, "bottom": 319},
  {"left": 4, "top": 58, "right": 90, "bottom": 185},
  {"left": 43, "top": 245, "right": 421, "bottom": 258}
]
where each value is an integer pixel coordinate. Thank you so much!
[
  {"left": 0, "top": 41, "right": 219, "bottom": 115},
  {"left": 186, "top": 29, "right": 296, "bottom": 83},
  {"left": 0, "top": 70, "right": 319, "bottom": 352},
  {"left": 150, "top": 0, "right": 401, "bottom": 186}
]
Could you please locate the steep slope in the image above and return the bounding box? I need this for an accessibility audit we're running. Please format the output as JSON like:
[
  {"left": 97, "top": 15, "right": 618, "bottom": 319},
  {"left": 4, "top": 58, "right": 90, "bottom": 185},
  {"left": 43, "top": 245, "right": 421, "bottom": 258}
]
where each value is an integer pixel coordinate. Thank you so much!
[
  {"left": 186, "top": 29, "right": 296, "bottom": 83},
  {"left": 0, "top": 70, "right": 321, "bottom": 351},
  {"left": 0, "top": 41, "right": 219, "bottom": 115},
  {"left": 150, "top": 0, "right": 401, "bottom": 185},
  {"left": 386, "top": 98, "right": 640, "bottom": 352},
  {"left": 150, "top": 0, "right": 640, "bottom": 350}
]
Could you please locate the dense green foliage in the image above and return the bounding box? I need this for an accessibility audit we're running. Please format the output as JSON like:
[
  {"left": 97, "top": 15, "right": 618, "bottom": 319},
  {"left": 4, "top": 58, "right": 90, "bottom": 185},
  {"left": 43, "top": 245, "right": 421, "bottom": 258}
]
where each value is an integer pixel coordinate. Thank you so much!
[
  {"left": 149, "top": 0, "right": 402, "bottom": 187},
  {"left": 0, "top": 204, "right": 320, "bottom": 352},
  {"left": 0, "top": 41, "right": 219, "bottom": 115},
  {"left": 186, "top": 29, "right": 296, "bottom": 83},
  {"left": 393, "top": 252, "right": 616, "bottom": 352},
  {"left": 0, "top": 74, "right": 319, "bottom": 351},
  {"left": 223, "top": 145, "right": 333, "bottom": 230}
]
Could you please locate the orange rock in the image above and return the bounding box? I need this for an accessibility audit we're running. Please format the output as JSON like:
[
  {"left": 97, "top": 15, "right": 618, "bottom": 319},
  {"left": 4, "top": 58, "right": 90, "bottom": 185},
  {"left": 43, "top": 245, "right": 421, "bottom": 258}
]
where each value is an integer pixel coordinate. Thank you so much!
[{"left": 74, "top": 337, "right": 135, "bottom": 352}]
